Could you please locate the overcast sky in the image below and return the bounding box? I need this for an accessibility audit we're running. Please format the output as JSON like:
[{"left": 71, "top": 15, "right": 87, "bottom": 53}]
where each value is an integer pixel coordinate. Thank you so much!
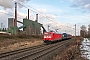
[{"left": 0, "top": 0, "right": 90, "bottom": 35}]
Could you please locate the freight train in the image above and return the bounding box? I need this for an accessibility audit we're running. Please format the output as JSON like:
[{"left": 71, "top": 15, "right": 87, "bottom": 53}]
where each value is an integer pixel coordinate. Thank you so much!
[{"left": 43, "top": 31, "right": 72, "bottom": 44}]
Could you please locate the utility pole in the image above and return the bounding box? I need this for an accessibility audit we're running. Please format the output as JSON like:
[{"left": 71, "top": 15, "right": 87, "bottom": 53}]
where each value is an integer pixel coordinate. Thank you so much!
[
  {"left": 75, "top": 24, "right": 76, "bottom": 40},
  {"left": 1, "top": 23, "right": 3, "bottom": 31},
  {"left": 65, "top": 30, "right": 66, "bottom": 33},
  {"left": 55, "top": 29, "right": 59, "bottom": 32},
  {"left": 48, "top": 25, "right": 50, "bottom": 32}
]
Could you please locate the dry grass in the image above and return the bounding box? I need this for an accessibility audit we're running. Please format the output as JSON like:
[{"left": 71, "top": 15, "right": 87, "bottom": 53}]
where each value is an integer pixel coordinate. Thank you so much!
[
  {"left": 0, "top": 35, "right": 43, "bottom": 53},
  {"left": 53, "top": 36, "right": 87, "bottom": 60},
  {"left": 0, "top": 40, "right": 43, "bottom": 53},
  {"left": 53, "top": 41, "right": 77, "bottom": 60}
]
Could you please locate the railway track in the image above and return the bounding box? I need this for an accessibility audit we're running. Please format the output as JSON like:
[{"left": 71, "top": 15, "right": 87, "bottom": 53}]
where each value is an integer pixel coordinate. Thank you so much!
[
  {"left": 0, "top": 39, "right": 74, "bottom": 60},
  {"left": 18, "top": 39, "right": 73, "bottom": 60},
  {"left": 0, "top": 44, "right": 46, "bottom": 59}
]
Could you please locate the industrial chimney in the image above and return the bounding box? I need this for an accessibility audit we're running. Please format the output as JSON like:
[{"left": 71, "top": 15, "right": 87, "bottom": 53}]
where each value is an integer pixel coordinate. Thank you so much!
[
  {"left": 14, "top": 2, "right": 17, "bottom": 27},
  {"left": 28, "top": 9, "right": 29, "bottom": 20},
  {"left": 36, "top": 14, "right": 38, "bottom": 22}
]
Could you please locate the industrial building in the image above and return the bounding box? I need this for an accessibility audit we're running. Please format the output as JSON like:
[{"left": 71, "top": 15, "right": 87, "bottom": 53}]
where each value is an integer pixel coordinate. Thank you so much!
[
  {"left": 8, "top": 18, "right": 44, "bottom": 35},
  {"left": 8, "top": 18, "right": 15, "bottom": 29},
  {"left": 2, "top": 3, "right": 46, "bottom": 35},
  {"left": 7, "top": 14, "right": 46, "bottom": 35}
]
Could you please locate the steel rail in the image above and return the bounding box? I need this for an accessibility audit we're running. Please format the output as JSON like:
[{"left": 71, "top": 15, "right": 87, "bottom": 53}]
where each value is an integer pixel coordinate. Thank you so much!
[
  {"left": 0, "top": 44, "right": 45, "bottom": 58},
  {"left": 17, "top": 40, "right": 72, "bottom": 60}
]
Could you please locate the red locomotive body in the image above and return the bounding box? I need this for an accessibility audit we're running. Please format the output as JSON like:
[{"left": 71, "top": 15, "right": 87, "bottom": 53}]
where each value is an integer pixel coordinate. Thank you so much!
[{"left": 44, "top": 32, "right": 62, "bottom": 43}]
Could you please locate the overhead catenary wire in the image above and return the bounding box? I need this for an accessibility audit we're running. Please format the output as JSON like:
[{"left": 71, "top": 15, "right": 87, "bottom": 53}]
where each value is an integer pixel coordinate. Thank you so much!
[
  {"left": 0, "top": 11, "right": 25, "bottom": 20},
  {"left": 15, "top": 1, "right": 60, "bottom": 23},
  {"left": 17, "top": 2, "right": 78, "bottom": 30},
  {"left": 15, "top": 1, "right": 66, "bottom": 30},
  {"left": 19, "top": 2, "right": 77, "bottom": 32},
  {"left": 16, "top": 2, "right": 73, "bottom": 30},
  {"left": 0, "top": 1, "right": 82, "bottom": 35},
  {"left": 0, "top": 1, "right": 77, "bottom": 34},
  {"left": 16, "top": 1, "right": 54, "bottom": 18},
  {"left": 10, "top": 2, "right": 90, "bottom": 35}
]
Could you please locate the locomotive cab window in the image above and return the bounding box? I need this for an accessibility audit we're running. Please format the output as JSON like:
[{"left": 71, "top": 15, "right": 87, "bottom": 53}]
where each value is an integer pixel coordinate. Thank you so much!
[{"left": 44, "top": 33, "right": 51, "bottom": 36}]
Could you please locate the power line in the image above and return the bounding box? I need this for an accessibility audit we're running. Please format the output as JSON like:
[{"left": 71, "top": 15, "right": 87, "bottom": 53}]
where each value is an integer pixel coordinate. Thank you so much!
[
  {"left": 15, "top": 1, "right": 57, "bottom": 22},
  {"left": 0, "top": 11, "right": 25, "bottom": 20},
  {"left": 0, "top": 11, "right": 13, "bottom": 16},
  {"left": 16, "top": 2, "right": 76, "bottom": 29},
  {"left": 17, "top": 1, "right": 55, "bottom": 20},
  {"left": 13, "top": 1, "right": 76, "bottom": 33}
]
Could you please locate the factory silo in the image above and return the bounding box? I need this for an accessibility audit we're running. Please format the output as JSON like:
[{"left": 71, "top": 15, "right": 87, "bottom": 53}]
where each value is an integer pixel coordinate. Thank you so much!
[{"left": 8, "top": 18, "right": 15, "bottom": 29}]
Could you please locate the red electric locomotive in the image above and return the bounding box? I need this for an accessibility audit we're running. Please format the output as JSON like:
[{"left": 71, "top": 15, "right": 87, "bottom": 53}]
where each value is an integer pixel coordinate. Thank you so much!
[{"left": 43, "top": 31, "right": 62, "bottom": 43}]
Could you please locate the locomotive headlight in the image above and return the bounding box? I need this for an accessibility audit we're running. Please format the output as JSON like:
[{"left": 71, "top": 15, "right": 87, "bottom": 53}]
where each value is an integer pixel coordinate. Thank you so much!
[
  {"left": 44, "top": 36, "right": 47, "bottom": 38},
  {"left": 44, "top": 36, "right": 51, "bottom": 38},
  {"left": 48, "top": 36, "right": 51, "bottom": 38}
]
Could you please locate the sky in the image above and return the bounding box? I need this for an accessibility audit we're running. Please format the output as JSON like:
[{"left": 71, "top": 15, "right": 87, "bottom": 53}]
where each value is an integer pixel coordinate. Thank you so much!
[{"left": 0, "top": 0, "right": 90, "bottom": 35}]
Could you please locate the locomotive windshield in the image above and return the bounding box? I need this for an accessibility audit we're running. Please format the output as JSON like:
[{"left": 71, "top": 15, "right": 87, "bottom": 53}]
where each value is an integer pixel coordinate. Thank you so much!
[
  {"left": 44, "top": 32, "right": 52, "bottom": 38},
  {"left": 44, "top": 33, "right": 51, "bottom": 36}
]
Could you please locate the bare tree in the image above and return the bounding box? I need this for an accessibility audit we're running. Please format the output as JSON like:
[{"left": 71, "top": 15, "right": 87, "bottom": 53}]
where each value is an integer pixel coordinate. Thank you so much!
[
  {"left": 80, "top": 25, "right": 87, "bottom": 38},
  {"left": 88, "top": 24, "right": 90, "bottom": 38},
  {"left": 80, "top": 25, "right": 86, "bottom": 31}
]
